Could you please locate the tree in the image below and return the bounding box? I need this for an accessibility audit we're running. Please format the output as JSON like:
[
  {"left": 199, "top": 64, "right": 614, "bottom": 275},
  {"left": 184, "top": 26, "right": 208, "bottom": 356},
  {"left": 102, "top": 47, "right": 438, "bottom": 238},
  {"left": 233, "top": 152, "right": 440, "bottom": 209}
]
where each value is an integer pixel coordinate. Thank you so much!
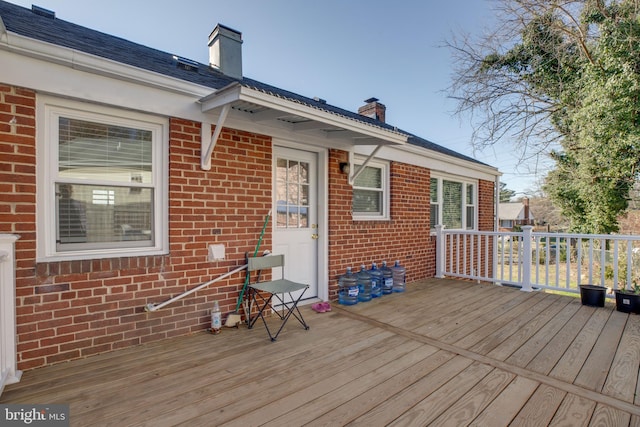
[
  {"left": 449, "top": 0, "right": 640, "bottom": 233},
  {"left": 499, "top": 182, "right": 517, "bottom": 202}
]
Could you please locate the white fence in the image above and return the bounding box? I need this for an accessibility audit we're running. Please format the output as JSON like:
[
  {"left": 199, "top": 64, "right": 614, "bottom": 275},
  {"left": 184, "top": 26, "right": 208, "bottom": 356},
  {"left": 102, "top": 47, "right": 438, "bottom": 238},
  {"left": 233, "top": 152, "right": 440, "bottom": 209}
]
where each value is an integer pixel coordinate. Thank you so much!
[
  {"left": 435, "top": 226, "right": 640, "bottom": 296},
  {"left": 0, "top": 234, "right": 21, "bottom": 397}
]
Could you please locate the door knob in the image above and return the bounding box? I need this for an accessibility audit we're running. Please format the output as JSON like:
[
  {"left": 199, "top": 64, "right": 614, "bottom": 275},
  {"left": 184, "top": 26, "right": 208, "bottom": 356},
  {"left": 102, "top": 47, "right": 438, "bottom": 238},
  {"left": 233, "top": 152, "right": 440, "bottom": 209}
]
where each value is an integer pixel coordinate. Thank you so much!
[{"left": 311, "top": 233, "right": 319, "bottom": 240}]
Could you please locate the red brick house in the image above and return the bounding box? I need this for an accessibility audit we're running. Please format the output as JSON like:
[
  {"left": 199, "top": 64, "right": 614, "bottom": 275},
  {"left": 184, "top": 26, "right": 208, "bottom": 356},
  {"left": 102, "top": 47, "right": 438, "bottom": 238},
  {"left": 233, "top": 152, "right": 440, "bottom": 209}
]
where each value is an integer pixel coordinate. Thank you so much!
[{"left": 0, "top": 1, "right": 500, "bottom": 375}]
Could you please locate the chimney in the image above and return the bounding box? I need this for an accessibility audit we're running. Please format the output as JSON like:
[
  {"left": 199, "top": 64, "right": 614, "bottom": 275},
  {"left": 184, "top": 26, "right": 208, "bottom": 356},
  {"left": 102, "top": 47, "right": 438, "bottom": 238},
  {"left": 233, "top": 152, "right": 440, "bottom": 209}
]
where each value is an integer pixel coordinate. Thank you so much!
[
  {"left": 358, "top": 97, "right": 386, "bottom": 123},
  {"left": 523, "top": 197, "right": 530, "bottom": 225},
  {"left": 208, "top": 24, "right": 243, "bottom": 79}
]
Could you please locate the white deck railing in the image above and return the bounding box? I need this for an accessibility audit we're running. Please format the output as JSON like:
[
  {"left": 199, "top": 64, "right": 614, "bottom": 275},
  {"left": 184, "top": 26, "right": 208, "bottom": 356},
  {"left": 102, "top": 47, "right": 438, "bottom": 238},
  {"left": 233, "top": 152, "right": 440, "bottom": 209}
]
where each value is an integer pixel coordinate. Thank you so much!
[
  {"left": 435, "top": 226, "right": 640, "bottom": 296},
  {"left": 0, "top": 234, "right": 21, "bottom": 397}
]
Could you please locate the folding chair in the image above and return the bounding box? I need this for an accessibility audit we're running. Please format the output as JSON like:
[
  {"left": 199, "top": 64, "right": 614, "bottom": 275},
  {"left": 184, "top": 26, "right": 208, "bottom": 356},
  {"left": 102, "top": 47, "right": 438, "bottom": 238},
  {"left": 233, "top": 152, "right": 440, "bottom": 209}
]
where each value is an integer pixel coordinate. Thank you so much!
[{"left": 247, "top": 254, "right": 310, "bottom": 341}]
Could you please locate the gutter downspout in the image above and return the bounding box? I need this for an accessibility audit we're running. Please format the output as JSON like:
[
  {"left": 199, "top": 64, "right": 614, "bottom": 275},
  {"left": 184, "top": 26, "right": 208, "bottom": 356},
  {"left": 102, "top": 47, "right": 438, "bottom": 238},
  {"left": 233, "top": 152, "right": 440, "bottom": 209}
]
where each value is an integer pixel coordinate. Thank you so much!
[
  {"left": 201, "top": 103, "right": 231, "bottom": 170},
  {"left": 348, "top": 145, "right": 383, "bottom": 186}
]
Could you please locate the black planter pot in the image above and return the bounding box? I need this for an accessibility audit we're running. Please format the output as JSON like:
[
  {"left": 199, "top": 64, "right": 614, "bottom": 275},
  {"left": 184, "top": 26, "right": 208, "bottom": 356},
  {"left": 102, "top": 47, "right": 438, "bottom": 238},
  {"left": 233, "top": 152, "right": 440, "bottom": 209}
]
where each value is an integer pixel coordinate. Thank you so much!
[
  {"left": 579, "top": 285, "right": 606, "bottom": 307},
  {"left": 614, "top": 290, "right": 640, "bottom": 314}
]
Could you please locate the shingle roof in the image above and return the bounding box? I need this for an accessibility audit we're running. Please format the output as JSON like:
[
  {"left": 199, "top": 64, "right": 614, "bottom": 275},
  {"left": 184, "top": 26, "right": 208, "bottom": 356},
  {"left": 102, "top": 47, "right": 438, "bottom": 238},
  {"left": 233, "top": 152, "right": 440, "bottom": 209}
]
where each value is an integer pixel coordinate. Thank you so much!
[
  {"left": 0, "top": 0, "right": 490, "bottom": 167},
  {"left": 498, "top": 202, "right": 534, "bottom": 220}
]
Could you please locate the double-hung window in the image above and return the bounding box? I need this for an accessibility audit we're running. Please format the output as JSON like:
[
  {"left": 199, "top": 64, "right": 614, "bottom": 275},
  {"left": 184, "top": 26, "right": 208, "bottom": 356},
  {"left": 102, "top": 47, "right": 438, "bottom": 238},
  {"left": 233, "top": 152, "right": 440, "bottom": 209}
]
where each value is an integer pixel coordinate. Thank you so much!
[
  {"left": 430, "top": 176, "right": 476, "bottom": 230},
  {"left": 37, "top": 97, "right": 168, "bottom": 261},
  {"left": 352, "top": 159, "right": 389, "bottom": 220}
]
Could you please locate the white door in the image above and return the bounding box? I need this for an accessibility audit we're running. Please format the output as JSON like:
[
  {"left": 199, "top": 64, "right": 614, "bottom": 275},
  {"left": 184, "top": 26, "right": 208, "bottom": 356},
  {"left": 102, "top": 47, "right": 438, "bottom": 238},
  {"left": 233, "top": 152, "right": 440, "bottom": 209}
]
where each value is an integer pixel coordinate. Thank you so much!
[{"left": 273, "top": 147, "right": 318, "bottom": 301}]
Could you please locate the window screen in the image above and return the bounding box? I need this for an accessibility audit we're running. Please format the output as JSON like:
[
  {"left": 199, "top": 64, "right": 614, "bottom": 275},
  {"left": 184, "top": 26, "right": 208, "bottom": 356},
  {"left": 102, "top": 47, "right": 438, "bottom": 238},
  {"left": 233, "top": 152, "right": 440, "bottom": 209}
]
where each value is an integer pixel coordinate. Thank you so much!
[{"left": 443, "top": 180, "right": 463, "bottom": 229}]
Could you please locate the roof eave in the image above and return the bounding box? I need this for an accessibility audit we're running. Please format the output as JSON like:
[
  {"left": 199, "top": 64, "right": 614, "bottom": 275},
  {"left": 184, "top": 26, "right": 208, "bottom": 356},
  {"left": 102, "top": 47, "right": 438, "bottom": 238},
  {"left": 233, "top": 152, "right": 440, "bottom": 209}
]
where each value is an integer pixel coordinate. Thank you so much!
[
  {"left": 0, "top": 30, "right": 214, "bottom": 98},
  {"left": 199, "top": 83, "right": 408, "bottom": 146}
]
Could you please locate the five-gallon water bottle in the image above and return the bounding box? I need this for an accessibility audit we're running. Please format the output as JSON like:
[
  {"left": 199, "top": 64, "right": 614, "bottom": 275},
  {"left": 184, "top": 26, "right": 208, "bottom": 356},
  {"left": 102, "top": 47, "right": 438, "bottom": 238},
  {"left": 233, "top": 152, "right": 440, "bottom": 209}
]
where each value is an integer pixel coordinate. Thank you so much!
[
  {"left": 368, "top": 262, "right": 383, "bottom": 298},
  {"left": 357, "top": 264, "right": 372, "bottom": 302},
  {"left": 381, "top": 260, "right": 393, "bottom": 294},
  {"left": 392, "top": 260, "right": 406, "bottom": 292},
  {"left": 338, "top": 267, "right": 358, "bottom": 305}
]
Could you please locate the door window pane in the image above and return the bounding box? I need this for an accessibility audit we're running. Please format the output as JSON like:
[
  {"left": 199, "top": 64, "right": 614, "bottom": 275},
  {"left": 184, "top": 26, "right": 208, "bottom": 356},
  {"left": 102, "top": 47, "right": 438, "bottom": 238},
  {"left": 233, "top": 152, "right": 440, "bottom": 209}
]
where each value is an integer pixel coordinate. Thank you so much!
[{"left": 276, "top": 158, "right": 310, "bottom": 228}]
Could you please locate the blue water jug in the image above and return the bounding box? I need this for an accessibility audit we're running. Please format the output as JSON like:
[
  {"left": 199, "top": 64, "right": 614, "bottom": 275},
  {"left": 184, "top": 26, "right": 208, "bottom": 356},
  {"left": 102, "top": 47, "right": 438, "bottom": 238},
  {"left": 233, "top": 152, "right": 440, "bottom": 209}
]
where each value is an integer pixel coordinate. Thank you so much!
[
  {"left": 392, "top": 260, "right": 406, "bottom": 292},
  {"left": 381, "top": 260, "right": 393, "bottom": 294},
  {"left": 368, "top": 262, "right": 383, "bottom": 298},
  {"left": 357, "top": 264, "right": 372, "bottom": 302},
  {"left": 338, "top": 267, "right": 358, "bottom": 305}
]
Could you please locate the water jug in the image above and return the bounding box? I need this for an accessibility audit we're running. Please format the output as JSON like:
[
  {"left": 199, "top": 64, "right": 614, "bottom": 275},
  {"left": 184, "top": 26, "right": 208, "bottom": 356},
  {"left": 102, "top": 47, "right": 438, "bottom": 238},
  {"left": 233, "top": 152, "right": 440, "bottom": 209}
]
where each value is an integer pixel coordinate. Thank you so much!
[
  {"left": 381, "top": 260, "right": 393, "bottom": 294},
  {"left": 357, "top": 264, "right": 372, "bottom": 302},
  {"left": 392, "top": 260, "right": 406, "bottom": 292},
  {"left": 368, "top": 262, "right": 383, "bottom": 298},
  {"left": 338, "top": 267, "right": 358, "bottom": 305}
]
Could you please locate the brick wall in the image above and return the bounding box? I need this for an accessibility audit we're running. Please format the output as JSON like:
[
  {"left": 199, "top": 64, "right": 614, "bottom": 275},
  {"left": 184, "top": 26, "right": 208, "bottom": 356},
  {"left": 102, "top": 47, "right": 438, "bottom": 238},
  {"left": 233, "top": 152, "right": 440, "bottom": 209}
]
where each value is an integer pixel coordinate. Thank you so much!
[
  {"left": 327, "top": 149, "right": 496, "bottom": 293},
  {"left": 0, "top": 85, "right": 272, "bottom": 370},
  {"left": 1, "top": 83, "right": 496, "bottom": 370},
  {"left": 327, "top": 149, "right": 435, "bottom": 298},
  {"left": 478, "top": 179, "right": 496, "bottom": 231}
]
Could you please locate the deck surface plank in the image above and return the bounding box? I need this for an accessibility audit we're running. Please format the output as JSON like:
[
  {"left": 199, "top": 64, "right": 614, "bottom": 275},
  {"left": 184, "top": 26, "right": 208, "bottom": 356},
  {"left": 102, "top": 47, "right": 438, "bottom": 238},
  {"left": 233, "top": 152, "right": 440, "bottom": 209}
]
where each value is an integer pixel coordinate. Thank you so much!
[
  {"left": 601, "top": 313, "right": 640, "bottom": 403},
  {"left": 469, "top": 375, "right": 539, "bottom": 427},
  {"left": 550, "top": 306, "right": 612, "bottom": 383},
  {"left": 2, "top": 278, "right": 639, "bottom": 427},
  {"left": 574, "top": 310, "right": 628, "bottom": 392},
  {"left": 526, "top": 304, "right": 597, "bottom": 375},
  {"left": 510, "top": 384, "right": 567, "bottom": 426},
  {"left": 347, "top": 355, "right": 474, "bottom": 427},
  {"left": 505, "top": 298, "right": 581, "bottom": 368},
  {"left": 549, "top": 394, "right": 596, "bottom": 427}
]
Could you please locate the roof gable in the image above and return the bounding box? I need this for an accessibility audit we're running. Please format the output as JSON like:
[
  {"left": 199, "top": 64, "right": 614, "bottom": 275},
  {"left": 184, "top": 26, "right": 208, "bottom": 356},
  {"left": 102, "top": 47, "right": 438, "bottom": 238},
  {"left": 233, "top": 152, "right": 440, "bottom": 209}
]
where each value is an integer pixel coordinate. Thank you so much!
[{"left": 499, "top": 202, "right": 534, "bottom": 221}]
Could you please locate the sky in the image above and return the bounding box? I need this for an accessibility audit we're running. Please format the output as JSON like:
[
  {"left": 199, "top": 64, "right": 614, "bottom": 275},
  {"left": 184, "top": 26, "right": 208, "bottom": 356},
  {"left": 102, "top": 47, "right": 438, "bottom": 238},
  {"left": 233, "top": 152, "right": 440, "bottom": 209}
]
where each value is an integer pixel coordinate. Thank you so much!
[{"left": 6, "top": 0, "right": 548, "bottom": 196}]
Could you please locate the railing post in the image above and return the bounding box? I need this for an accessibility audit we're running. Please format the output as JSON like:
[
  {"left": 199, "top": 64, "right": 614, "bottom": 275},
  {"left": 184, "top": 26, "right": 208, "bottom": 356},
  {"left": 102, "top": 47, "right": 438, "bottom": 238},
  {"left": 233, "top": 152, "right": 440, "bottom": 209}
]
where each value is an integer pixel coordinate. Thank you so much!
[
  {"left": 435, "top": 225, "right": 445, "bottom": 278},
  {"left": 521, "top": 226, "right": 533, "bottom": 292},
  {"left": 0, "top": 234, "right": 21, "bottom": 397}
]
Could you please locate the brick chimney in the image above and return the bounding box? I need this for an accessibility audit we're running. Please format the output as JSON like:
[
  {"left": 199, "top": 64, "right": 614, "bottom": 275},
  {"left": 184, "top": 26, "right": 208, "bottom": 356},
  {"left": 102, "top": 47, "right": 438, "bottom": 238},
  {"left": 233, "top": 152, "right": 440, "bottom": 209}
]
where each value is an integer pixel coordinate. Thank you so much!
[
  {"left": 208, "top": 24, "right": 243, "bottom": 79},
  {"left": 358, "top": 97, "right": 386, "bottom": 123}
]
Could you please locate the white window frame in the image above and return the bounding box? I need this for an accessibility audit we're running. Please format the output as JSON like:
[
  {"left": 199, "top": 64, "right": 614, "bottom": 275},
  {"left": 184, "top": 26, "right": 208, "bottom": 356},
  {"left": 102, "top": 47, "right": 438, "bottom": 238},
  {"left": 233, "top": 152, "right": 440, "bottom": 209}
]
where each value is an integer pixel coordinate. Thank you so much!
[
  {"left": 430, "top": 174, "right": 477, "bottom": 230},
  {"left": 352, "top": 157, "right": 390, "bottom": 221},
  {"left": 36, "top": 96, "right": 169, "bottom": 261}
]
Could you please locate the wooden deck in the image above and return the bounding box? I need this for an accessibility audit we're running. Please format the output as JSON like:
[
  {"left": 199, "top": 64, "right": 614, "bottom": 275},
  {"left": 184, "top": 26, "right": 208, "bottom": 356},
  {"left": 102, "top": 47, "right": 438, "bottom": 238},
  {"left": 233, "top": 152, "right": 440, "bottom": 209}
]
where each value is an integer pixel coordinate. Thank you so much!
[{"left": 2, "top": 278, "right": 640, "bottom": 426}]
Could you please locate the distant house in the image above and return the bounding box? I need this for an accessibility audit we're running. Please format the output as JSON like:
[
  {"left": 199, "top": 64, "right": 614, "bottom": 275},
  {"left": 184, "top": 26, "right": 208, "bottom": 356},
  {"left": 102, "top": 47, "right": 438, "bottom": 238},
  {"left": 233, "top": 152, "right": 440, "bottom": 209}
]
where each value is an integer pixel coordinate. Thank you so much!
[
  {"left": 499, "top": 198, "right": 534, "bottom": 231},
  {"left": 0, "top": 1, "right": 500, "bottom": 373}
]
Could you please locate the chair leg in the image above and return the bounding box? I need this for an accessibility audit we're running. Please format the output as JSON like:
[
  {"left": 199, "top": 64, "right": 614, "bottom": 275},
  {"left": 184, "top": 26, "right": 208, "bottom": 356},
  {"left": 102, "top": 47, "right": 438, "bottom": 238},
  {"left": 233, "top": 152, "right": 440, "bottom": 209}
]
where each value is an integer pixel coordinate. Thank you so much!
[
  {"left": 267, "top": 289, "right": 309, "bottom": 341},
  {"left": 247, "top": 288, "right": 274, "bottom": 332}
]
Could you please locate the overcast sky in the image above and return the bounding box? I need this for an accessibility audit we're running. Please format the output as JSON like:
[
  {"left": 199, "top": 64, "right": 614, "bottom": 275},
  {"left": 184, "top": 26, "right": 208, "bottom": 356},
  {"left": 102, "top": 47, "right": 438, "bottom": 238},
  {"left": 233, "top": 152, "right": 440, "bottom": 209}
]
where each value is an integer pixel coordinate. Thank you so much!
[{"left": 6, "top": 0, "right": 547, "bottom": 196}]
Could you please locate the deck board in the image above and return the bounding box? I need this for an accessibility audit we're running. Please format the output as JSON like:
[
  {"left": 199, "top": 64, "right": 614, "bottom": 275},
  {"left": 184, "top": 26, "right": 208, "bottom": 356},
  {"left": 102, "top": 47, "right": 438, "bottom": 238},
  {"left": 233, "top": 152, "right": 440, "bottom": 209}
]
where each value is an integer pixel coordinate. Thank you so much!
[
  {"left": 2, "top": 278, "right": 640, "bottom": 426},
  {"left": 574, "top": 309, "right": 628, "bottom": 392},
  {"left": 510, "top": 384, "right": 566, "bottom": 426},
  {"left": 470, "top": 376, "right": 539, "bottom": 427},
  {"left": 549, "top": 394, "right": 596, "bottom": 427},
  {"left": 526, "top": 304, "right": 597, "bottom": 375},
  {"left": 601, "top": 313, "right": 640, "bottom": 402},
  {"left": 347, "top": 355, "right": 474, "bottom": 426}
]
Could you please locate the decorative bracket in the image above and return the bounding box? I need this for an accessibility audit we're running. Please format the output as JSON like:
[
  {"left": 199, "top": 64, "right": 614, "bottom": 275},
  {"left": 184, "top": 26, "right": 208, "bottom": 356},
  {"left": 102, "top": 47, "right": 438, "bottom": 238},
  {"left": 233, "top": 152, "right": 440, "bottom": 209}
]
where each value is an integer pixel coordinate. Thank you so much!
[
  {"left": 201, "top": 104, "right": 231, "bottom": 170},
  {"left": 348, "top": 144, "right": 383, "bottom": 186}
]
